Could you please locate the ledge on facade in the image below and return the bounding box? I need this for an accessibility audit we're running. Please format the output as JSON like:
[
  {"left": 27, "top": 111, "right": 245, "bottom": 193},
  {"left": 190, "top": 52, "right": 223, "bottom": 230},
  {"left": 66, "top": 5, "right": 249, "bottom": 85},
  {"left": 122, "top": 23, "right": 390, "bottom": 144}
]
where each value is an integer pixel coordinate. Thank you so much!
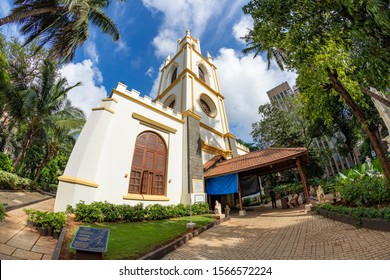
[{"left": 123, "top": 194, "right": 170, "bottom": 201}]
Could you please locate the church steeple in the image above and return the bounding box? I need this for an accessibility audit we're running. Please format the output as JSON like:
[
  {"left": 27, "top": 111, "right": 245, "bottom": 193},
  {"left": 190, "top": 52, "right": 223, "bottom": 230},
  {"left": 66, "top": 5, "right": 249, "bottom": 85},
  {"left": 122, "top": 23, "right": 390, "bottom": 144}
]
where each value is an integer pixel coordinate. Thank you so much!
[{"left": 155, "top": 31, "right": 238, "bottom": 161}]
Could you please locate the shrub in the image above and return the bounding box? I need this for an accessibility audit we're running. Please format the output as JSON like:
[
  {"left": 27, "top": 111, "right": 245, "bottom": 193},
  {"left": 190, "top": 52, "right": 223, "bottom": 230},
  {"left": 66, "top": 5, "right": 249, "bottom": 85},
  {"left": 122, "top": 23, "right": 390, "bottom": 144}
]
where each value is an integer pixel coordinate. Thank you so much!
[
  {"left": 0, "top": 170, "right": 37, "bottom": 190},
  {"left": 0, "top": 153, "right": 13, "bottom": 172},
  {"left": 74, "top": 201, "right": 104, "bottom": 223},
  {"left": 92, "top": 201, "right": 121, "bottom": 222},
  {"left": 71, "top": 201, "right": 210, "bottom": 223},
  {"left": 145, "top": 204, "right": 170, "bottom": 220},
  {"left": 316, "top": 204, "right": 390, "bottom": 221},
  {"left": 0, "top": 203, "right": 6, "bottom": 222},
  {"left": 119, "top": 204, "right": 145, "bottom": 222},
  {"left": 192, "top": 202, "right": 209, "bottom": 215},
  {"left": 336, "top": 176, "right": 389, "bottom": 206}
]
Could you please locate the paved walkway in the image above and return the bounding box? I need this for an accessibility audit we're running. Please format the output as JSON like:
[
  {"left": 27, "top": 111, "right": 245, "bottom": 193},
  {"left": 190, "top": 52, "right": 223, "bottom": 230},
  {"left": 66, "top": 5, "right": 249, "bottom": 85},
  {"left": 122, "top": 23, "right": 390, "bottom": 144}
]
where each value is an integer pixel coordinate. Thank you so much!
[
  {"left": 2, "top": 195, "right": 390, "bottom": 260},
  {"left": 163, "top": 205, "right": 390, "bottom": 260},
  {"left": 0, "top": 198, "right": 57, "bottom": 260}
]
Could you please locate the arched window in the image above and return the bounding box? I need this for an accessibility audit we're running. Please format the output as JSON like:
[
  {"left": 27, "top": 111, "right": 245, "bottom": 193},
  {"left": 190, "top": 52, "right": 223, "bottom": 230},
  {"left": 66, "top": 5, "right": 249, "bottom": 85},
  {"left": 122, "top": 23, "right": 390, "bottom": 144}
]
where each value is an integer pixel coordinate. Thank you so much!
[
  {"left": 129, "top": 132, "right": 167, "bottom": 195},
  {"left": 168, "top": 100, "right": 175, "bottom": 109},
  {"left": 171, "top": 68, "right": 177, "bottom": 84},
  {"left": 198, "top": 67, "right": 205, "bottom": 82},
  {"left": 163, "top": 94, "right": 176, "bottom": 110}
]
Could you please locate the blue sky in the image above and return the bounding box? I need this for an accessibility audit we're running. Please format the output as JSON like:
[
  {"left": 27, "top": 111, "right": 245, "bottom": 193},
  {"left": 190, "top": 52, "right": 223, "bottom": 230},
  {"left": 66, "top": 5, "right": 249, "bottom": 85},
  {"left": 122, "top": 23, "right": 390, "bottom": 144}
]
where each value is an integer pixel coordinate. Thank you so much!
[{"left": 0, "top": 0, "right": 297, "bottom": 142}]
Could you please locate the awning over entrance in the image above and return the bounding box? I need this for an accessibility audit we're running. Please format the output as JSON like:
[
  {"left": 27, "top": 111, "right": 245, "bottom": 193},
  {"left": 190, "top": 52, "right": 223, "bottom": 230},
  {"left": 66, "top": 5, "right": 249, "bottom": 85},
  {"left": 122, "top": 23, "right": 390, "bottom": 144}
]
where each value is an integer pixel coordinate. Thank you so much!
[
  {"left": 203, "top": 147, "right": 310, "bottom": 211},
  {"left": 204, "top": 147, "right": 308, "bottom": 178}
]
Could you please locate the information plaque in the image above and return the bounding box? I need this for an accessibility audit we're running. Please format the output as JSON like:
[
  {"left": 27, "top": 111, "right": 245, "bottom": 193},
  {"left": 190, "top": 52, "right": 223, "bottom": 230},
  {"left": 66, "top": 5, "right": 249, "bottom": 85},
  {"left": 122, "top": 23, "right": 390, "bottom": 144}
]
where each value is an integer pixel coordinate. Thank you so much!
[{"left": 70, "top": 226, "right": 110, "bottom": 259}]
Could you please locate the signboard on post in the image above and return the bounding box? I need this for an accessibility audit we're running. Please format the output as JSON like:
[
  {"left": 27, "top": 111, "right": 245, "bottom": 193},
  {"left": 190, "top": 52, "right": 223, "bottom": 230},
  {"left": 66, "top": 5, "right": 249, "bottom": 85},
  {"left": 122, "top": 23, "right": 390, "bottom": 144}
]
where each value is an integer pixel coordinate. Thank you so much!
[{"left": 192, "top": 179, "right": 204, "bottom": 194}]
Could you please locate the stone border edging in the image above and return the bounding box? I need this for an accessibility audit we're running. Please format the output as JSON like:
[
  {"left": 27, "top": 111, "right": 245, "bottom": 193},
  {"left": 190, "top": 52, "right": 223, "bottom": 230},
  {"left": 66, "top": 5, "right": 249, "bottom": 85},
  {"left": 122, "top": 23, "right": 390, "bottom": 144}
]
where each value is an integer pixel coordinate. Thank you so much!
[
  {"left": 52, "top": 226, "right": 67, "bottom": 260},
  {"left": 5, "top": 195, "right": 54, "bottom": 212},
  {"left": 316, "top": 210, "right": 390, "bottom": 232},
  {"left": 138, "top": 216, "right": 231, "bottom": 260}
]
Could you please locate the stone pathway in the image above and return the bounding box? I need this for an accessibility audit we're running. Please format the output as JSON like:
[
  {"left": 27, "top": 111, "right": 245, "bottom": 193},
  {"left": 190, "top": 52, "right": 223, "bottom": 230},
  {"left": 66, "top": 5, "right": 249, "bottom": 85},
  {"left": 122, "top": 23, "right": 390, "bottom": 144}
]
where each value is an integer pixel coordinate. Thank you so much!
[
  {"left": 163, "top": 205, "right": 390, "bottom": 260},
  {"left": 0, "top": 198, "right": 57, "bottom": 260}
]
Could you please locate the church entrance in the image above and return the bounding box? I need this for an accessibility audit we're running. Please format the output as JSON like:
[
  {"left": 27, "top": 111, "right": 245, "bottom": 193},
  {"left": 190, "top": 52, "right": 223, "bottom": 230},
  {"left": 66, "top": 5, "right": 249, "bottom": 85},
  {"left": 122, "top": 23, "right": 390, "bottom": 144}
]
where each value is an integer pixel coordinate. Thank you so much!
[{"left": 128, "top": 132, "right": 167, "bottom": 195}]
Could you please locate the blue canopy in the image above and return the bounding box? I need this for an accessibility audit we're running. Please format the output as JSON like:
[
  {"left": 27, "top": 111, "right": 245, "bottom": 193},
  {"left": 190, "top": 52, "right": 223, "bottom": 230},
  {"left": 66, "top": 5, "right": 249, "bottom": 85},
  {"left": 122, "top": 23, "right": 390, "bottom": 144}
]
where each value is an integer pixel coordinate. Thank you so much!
[{"left": 205, "top": 174, "right": 238, "bottom": 195}]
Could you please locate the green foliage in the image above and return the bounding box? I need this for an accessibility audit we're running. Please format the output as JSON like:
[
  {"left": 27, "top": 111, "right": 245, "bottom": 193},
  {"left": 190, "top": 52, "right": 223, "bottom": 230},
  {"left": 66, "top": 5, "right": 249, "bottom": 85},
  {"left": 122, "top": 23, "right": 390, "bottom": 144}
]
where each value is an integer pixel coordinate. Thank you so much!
[
  {"left": 0, "top": 203, "right": 6, "bottom": 222},
  {"left": 72, "top": 201, "right": 209, "bottom": 223},
  {"left": 24, "top": 209, "right": 66, "bottom": 233},
  {"left": 119, "top": 203, "right": 145, "bottom": 222},
  {"left": 145, "top": 204, "right": 170, "bottom": 221},
  {"left": 0, "top": 170, "right": 38, "bottom": 190},
  {"left": 243, "top": 0, "right": 390, "bottom": 183},
  {"left": 335, "top": 163, "right": 390, "bottom": 206},
  {"left": 316, "top": 204, "right": 390, "bottom": 221},
  {"left": 74, "top": 201, "right": 104, "bottom": 223},
  {"left": 0, "top": 153, "right": 13, "bottom": 172}
]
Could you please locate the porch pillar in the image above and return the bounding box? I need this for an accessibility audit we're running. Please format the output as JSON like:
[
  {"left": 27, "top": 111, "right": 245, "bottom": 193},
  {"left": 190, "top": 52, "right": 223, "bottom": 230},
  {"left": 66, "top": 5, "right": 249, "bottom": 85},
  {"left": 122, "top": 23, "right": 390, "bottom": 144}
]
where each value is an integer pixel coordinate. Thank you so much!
[
  {"left": 237, "top": 176, "right": 246, "bottom": 216},
  {"left": 296, "top": 157, "right": 310, "bottom": 204}
]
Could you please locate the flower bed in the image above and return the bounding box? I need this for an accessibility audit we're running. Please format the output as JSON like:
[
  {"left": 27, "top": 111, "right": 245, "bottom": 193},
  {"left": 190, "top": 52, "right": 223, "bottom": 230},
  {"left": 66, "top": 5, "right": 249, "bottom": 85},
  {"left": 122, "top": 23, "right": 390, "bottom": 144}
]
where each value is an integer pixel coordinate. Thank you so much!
[{"left": 314, "top": 204, "right": 390, "bottom": 231}]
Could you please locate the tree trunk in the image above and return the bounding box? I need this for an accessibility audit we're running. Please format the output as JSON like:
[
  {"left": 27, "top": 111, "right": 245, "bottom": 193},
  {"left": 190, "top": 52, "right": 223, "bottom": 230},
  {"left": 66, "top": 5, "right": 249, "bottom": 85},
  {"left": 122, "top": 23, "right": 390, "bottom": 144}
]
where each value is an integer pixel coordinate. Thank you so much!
[
  {"left": 327, "top": 69, "right": 390, "bottom": 186},
  {"left": 13, "top": 130, "right": 34, "bottom": 170},
  {"left": 0, "top": 7, "right": 62, "bottom": 26},
  {"left": 361, "top": 88, "right": 390, "bottom": 108}
]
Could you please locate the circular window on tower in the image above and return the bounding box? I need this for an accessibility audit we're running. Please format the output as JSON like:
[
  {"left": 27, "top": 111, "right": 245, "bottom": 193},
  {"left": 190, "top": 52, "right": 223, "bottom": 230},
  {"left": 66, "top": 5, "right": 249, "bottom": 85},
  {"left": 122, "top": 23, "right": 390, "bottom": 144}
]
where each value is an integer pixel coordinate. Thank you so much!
[{"left": 199, "top": 94, "right": 217, "bottom": 118}]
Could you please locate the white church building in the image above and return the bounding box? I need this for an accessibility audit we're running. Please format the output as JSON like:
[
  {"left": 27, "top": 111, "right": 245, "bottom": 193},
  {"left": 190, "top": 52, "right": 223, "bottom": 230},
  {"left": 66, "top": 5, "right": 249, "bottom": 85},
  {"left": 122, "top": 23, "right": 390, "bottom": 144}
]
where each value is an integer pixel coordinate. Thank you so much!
[{"left": 54, "top": 30, "right": 250, "bottom": 212}]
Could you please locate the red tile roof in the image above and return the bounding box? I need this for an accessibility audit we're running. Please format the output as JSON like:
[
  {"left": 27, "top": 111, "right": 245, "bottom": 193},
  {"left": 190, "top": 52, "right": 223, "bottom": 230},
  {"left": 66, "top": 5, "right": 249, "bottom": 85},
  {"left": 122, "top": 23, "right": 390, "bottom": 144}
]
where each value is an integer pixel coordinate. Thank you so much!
[
  {"left": 203, "top": 154, "right": 226, "bottom": 171},
  {"left": 204, "top": 147, "right": 308, "bottom": 178}
]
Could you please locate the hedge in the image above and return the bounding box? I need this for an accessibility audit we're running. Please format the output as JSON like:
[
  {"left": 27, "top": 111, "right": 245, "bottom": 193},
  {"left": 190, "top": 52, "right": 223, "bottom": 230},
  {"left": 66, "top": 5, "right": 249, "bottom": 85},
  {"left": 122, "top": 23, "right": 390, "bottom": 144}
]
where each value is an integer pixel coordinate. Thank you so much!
[
  {"left": 69, "top": 201, "right": 210, "bottom": 223},
  {"left": 315, "top": 204, "right": 390, "bottom": 221},
  {"left": 0, "top": 170, "right": 38, "bottom": 190}
]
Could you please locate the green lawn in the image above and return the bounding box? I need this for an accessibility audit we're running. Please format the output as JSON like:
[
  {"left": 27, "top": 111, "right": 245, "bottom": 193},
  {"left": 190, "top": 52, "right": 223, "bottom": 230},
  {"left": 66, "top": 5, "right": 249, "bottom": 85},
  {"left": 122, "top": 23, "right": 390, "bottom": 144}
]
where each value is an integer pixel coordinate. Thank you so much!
[{"left": 68, "top": 215, "right": 215, "bottom": 260}]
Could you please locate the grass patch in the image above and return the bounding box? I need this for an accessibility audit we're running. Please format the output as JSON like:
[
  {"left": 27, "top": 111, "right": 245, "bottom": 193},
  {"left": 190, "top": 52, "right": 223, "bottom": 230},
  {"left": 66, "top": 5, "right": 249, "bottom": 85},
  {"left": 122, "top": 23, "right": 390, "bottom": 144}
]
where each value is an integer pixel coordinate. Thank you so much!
[{"left": 66, "top": 215, "right": 215, "bottom": 260}]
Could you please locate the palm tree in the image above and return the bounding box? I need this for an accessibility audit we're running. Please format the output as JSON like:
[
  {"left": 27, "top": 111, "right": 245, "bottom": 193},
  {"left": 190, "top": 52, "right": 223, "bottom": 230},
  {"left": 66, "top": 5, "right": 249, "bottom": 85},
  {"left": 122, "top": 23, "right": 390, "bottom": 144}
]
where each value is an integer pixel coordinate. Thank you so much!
[
  {"left": 13, "top": 59, "right": 83, "bottom": 170},
  {"left": 0, "top": 0, "right": 126, "bottom": 62},
  {"left": 33, "top": 106, "right": 85, "bottom": 182}
]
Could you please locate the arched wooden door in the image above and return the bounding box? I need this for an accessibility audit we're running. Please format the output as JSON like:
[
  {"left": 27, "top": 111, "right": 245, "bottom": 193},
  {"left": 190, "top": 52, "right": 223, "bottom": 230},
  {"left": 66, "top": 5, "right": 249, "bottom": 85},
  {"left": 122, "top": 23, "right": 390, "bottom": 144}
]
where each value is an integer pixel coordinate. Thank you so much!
[{"left": 128, "top": 132, "right": 167, "bottom": 195}]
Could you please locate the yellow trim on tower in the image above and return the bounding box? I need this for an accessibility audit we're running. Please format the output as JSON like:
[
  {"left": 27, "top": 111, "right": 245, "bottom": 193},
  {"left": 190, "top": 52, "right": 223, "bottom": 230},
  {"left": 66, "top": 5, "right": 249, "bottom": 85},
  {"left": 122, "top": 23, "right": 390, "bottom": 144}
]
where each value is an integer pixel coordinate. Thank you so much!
[
  {"left": 190, "top": 75, "right": 195, "bottom": 111},
  {"left": 225, "top": 132, "right": 236, "bottom": 139},
  {"left": 201, "top": 141, "right": 232, "bottom": 157},
  {"left": 91, "top": 107, "right": 115, "bottom": 114},
  {"left": 123, "top": 194, "right": 170, "bottom": 201},
  {"left": 132, "top": 113, "right": 177, "bottom": 134},
  {"left": 182, "top": 110, "right": 201, "bottom": 120},
  {"left": 180, "top": 76, "right": 185, "bottom": 112},
  {"left": 155, "top": 70, "right": 186, "bottom": 101},
  {"left": 111, "top": 89, "right": 184, "bottom": 124},
  {"left": 199, "top": 123, "right": 224, "bottom": 137},
  {"left": 102, "top": 98, "right": 118, "bottom": 103},
  {"left": 58, "top": 176, "right": 99, "bottom": 188},
  {"left": 157, "top": 67, "right": 165, "bottom": 96}
]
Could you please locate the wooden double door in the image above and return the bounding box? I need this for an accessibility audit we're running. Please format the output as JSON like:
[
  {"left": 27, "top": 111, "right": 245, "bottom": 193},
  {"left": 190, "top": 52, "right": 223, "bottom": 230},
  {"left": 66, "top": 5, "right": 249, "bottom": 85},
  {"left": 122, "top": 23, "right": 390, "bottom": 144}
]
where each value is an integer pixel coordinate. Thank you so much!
[{"left": 128, "top": 132, "right": 167, "bottom": 195}]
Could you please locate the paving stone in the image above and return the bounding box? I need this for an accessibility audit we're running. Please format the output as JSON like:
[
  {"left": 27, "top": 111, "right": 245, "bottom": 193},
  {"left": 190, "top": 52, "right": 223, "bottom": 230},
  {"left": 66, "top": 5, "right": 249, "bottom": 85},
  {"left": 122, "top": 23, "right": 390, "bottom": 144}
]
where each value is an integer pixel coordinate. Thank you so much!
[
  {"left": 32, "top": 245, "right": 55, "bottom": 255},
  {"left": 6, "top": 228, "right": 40, "bottom": 251},
  {"left": 0, "top": 243, "right": 16, "bottom": 255},
  {"left": 0, "top": 226, "right": 19, "bottom": 243},
  {"left": 12, "top": 248, "right": 43, "bottom": 260},
  {"left": 0, "top": 252, "right": 21, "bottom": 260}
]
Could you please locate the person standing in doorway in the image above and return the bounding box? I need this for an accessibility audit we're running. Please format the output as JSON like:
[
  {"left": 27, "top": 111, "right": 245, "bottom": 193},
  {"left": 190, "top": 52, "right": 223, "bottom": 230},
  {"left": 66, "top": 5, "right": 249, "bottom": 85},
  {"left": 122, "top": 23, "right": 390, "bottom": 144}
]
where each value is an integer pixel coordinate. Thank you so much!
[{"left": 270, "top": 190, "right": 277, "bottom": 209}]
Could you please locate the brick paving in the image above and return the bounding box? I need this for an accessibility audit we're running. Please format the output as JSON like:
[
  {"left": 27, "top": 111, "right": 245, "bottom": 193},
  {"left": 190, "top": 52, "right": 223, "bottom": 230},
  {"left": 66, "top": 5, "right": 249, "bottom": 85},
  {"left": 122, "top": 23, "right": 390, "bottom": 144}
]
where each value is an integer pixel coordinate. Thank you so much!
[
  {"left": 163, "top": 204, "right": 390, "bottom": 260},
  {"left": 0, "top": 198, "right": 57, "bottom": 260}
]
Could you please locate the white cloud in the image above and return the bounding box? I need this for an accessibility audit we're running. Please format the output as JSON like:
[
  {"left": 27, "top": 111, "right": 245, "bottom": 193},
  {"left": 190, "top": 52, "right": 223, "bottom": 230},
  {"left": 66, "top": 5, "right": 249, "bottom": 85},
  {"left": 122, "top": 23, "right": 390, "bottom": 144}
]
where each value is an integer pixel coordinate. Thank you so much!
[
  {"left": 145, "top": 66, "right": 154, "bottom": 77},
  {"left": 84, "top": 41, "right": 99, "bottom": 64},
  {"left": 114, "top": 39, "right": 130, "bottom": 55},
  {"left": 59, "top": 60, "right": 107, "bottom": 117},
  {"left": 149, "top": 62, "right": 164, "bottom": 98},
  {"left": 232, "top": 15, "right": 253, "bottom": 44},
  {"left": 213, "top": 48, "right": 297, "bottom": 142},
  {"left": 142, "top": 0, "right": 228, "bottom": 57}
]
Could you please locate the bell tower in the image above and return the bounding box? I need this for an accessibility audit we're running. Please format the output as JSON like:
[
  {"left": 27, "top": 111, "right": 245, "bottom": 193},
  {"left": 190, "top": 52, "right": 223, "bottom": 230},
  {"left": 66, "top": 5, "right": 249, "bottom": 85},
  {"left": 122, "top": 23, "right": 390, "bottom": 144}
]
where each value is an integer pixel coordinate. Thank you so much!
[{"left": 155, "top": 30, "right": 238, "bottom": 163}]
